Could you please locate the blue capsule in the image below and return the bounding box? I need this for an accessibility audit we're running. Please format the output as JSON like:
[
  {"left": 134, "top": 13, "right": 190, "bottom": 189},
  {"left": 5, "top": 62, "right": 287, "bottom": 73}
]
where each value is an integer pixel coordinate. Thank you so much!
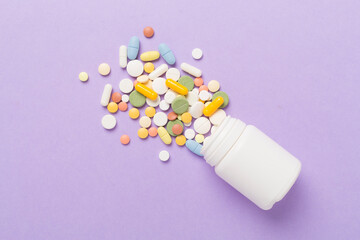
[
  {"left": 158, "top": 43, "right": 176, "bottom": 65},
  {"left": 186, "top": 140, "right": 204, "bottom": 157},
  {"left": 127, "top": 36, "right": 140, "bottom": 60}
]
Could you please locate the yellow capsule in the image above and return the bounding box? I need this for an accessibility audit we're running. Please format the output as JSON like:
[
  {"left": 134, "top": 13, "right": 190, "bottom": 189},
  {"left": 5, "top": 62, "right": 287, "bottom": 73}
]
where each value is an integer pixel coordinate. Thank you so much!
[
  {"left": 135, "top": 83, "right": 158, "bottom": 100},
  {"left": 158, "top": 127, "right": 172, "bottom": 145},
  {"left": 203, "top": 96, "right": 224, "bottom": 117},
  {"left": 140, "top": 51, "right": 160, "bottom": 61},
  {"left": 165, "top": 79, "right": 188, "bottom": 95}
]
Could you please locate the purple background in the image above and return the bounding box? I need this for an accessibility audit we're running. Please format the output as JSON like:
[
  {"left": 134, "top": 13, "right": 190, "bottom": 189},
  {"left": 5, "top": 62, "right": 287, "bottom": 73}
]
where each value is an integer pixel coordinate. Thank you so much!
[{"left": 1, "top": 0, "right": 359, "bottom": 239}]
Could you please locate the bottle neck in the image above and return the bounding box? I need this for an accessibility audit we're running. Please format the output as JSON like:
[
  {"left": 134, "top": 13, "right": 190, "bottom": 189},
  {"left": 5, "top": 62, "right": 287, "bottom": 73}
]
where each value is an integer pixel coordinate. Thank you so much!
[{"left": 201, "top": 116, "right": 247, "bottom": 167}]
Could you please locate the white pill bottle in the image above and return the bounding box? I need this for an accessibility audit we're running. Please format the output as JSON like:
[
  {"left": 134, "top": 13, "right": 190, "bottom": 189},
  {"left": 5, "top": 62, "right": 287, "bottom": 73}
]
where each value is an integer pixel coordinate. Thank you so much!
[{"left": 201, "top": 116, "right": 301, "bottom": 210}]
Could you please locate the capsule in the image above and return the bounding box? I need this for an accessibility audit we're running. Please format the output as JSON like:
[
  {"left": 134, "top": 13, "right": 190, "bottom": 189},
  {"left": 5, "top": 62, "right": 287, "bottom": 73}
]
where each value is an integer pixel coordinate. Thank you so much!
[
  {"left": 140, "top": 51, "right": 160, "bottom": 62},
  {"left": 149, "top": 63, "right": 168, "bottom": 80},
  {"left": 158, "top": 127, "right": 172, "bottom": 145},
  {"left": 203, "top": 96, "right": 224, "bottom": 117},
  {"left": 165, "top": 79, "right": 188, "bottom": 95},
  {"left": 119, "top": 45, "right": 127, "bottom": 68},
  {"left": 180, "top": 63, "right": 202, "bottom": 77},
  {"left": 135, "top": 83, "right": 158, "bottom": 100}
]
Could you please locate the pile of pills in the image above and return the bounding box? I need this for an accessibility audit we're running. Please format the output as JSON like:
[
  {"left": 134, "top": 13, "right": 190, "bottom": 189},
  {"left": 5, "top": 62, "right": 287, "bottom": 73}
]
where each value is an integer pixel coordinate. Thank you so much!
[{"left": 79, "top": 27, "right": 229, "bottom": 162}]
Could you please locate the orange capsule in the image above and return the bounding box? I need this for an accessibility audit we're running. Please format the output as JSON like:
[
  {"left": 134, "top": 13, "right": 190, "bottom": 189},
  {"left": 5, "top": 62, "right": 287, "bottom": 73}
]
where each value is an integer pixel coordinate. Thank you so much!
[
  {"left": 165, "top": 79, "right": 188, "bottom": 95},
  {"left": 135, "top": 83, "right": 158, "bottom": 100},
  {"left": 203, "top": 96, "right": 224, "bottom": 117}
]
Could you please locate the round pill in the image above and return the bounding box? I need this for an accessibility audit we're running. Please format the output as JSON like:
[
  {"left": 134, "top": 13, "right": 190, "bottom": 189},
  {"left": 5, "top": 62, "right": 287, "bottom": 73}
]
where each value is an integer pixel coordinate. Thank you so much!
[
  {"left": 167, "top": 112, "right": 178, "bottom": 121},
  {"left": 212, "top": 91, "right": 229, "bottom": 108},
  {"left": 98, "top": 63, "right": 111, "bottom": 76},
  {"left": 172, "top": 124, "right": 183, "bottom": 135},
  {"left": 139, "top": 116, "right": 152, "bottom": 128},
  {"left": 138, "top": 128, "right": 149, "bottom": 139},
  {"left": 208, "top": 80, "right": 220, "bottom": 92},
  {"left": 194, "top": 117, "right": 211, "bottom": 134},
  {"left": 192, "top": 48, "right": 203, "bottom": 60},
  {"left": 107, "top": 102, "right": 118, "bottom": 113},
  {"left": 143, "top": 26, "right": 154, "bottom": 38},
  {"left": 199, "top": 85, "right": 208, "bottom": 92},
  {"left": 148, "top": 127, "right": 158, "bottom": 137},
  {"left": 199, "top": 90, "right": 210, "bottom": 101},
  {"left": 164, "top": 89, "right": 178, "bottom": 104},
  {"left": 118, "top": 102, "right": 128, "bottom": 112},
  {"left": 159, "top": 150, "right": 170, "bottom": 162},
  {"left": 153, "top": 112, "right": 168, "bottom": 127},
  {"left": 137, "top": 75, "right": 149, "bottom": 84},
  {"left": 166, "top": 120, "right": 184, "bottom": 137},
  {"left": 181, "top": 112, "right": 192, "bottom": 124},
  {"left": 119, "top": 78, "right": 134, "bottom": 94},
  {"left": 189, "top": 101, "right": 205, "bottom": 118},
  {"left": 209, "top": 109, "right": 227, "bottom": 126},
  {"left": 184, "top": 122, "right": 192, "bottom": 127},
  {"left": 195, "top": 134, "right": 205, "bottom": 143},
  {"left": 171, "top": 96, "right": 189, "bottom": 114},
  {"left": 79, "top": 72, "right": 89, "bottom": 82},
  {"left": 178, "top": 76, "right": 194, "bottom": 91},
  {"left": 152, "top": 77, "right": 168, "bottom": 95},
  {"left": 175, "top": 135, "right": 186, "bottom": 146},
  {"left": 177, "top": 115, "right": 182, "bottom": 121},
  {"left": 101, "top": 114, "right": 116, "bottom": 130},
  {"left": 129, "top": 108, "right": 140, "bottom": 119},
  {"left": 127, "top": 60, "right": 144, "bottom": 77},
  {"left": 159, "top": 100, "right": 170, "bottom": 111},
  {"left": 111, "top": 92, "right": 122, "bottom": 103},
  {"left": 129, "top": 90, "right": 146, "bottom": 107},
  {"left": 166, "top": 68, "right": 181, "bottom": 81},
  {"left": 121, "top": 94, "right": 129, "bottom": 103},
  {"left": 145, "top": 107, "right": 156, "bottom": 117},
  {"left": 192, "top": 88, "right": 199, "bottom": 95},
  {"left": 184, "top": 129, "right": 195, "bottom": 140},
  {"left": 146, "top": 95, "right": 160, "bottom": 107},
  {"left": 194, "top": 77, "right": 203, "bottom": 87},
  {"left": 186, "top": 91, "right": 199, "bottom": 106},
  {"left": 120, "top": 135, "right": 130, "bottom": 145},
  {"left": 144, "top": 62, "right": 155, "bottom": 73}
]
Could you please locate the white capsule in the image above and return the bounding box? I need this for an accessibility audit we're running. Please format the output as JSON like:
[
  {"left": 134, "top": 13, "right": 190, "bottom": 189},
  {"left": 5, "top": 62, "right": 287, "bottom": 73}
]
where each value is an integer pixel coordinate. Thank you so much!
[
  {"left": 180, "top": 63, "right": 202, "bottom": 77},
  {"left": 149, "top": 64, "right": 168, "bottom": 80},
  {"left": 119, "top": 45, "right": 127, "bottom": 68},
  {"left": 100, "top": 84, "right": 112, "bottom": 107}
]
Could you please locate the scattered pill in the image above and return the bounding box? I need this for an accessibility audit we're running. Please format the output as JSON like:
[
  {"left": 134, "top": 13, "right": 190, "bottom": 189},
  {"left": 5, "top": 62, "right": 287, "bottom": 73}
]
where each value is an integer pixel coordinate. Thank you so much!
[
  {"left": 118, "top": 102, "right": 128, "bottom": 112},
  {"left": 128, "top": 36, "right": 140, "bottom": 60},
  {"left": 120, "top": 135, "right": 130, "bottom": 145},
  {"left": 208, "top": 80, "right": 220, "bottom": 92},
  {"left": 146, "top": 95, "right": 160, "bottom": 107},
  {"left": 181, "top": 112, "right": 192, "bottom": 124},
  {"left": 211, "top": 125, "right": 218, "bottom": 134},
  {"left": 167, "top": 112, "right": 178, "bottom": 121},
  {"left": 138, "top": 128, "right": 149, "bottom": 139},
  {"left": 159, "top": 100, "right": 170, "bottom": 111},
  {"left": 145, "top": 107, "right": 156, "bottom": 117},
  {"left": 102, "top": 114, "right": 116, "bottom": 130},
  {"left": 98, "top": 63, "right": 111, "bottom": 76},
  {"left": 199, "top": 85, "right": 208, "bottom": 92},
  {"left": 79, "top": 72, "right": 89, "bottom": 82},
  {"left": 159, "top": 150, "right": 170, "bottom": 161},
  {"left": 165, "top": 79, "right": 188, "bottom": 95},
  {"left": 194, "top": 117, "right": 211, "bottom": 134},
  {"left": 153, "top": 112, "right": 168, "bottom": 127},
  {"left": 177, "top": 115, "right": 182, "bottom": 121},
  {"left": 184, "top": 129, "right": 195, "bottom": 140},
  {"left": 178, "top": 76, "right": 194, "bottom": 91},
  {"left": 189, "top": 102, "right": 205, "bottom": 118},
  {"left": 184, "top": 122, "right": 192, "bottom": 127},
  {"left": 137, "top": 75, "right": 149, "bottom": 84},
  {"left": 119, "top": 45, "right": 127, "bottom": 68},
  {"left": 139, "top": 116, "right": 152, "bottom": 128},
  {"left": 149, "top": 64, "right": 168, "bottom": 80},
  {"left": 203, "top": 96, "right": 224, "bottom": 117},
  {"left": 107, "top": 102, "right": 118, "bottom": 113},
  {"left": 186, "top": 92, "right": 199, "bottom": 106},
  {"left": 129, "top": 90, "right": 146, "bottom": 108},
  {"left": 122, "top": 94, "right": 129, "bottom": 103},
  {"left": 111, "top": 92, "right": 122, "bottom": 103},
  {"left": 164, "top": 89, "right": 178, "bottom": 104},
  {"left": 140, "top": 51, "right": 160, "bottom": 62},
  {"left": 166, "top": 68, "right": 180, "bottom": 81},
  {"left": 129, "top": 108, "right": 140, "bottom": 119},
  {"left": 180, "top": 63, "right": 201, "bottom": 77},
  {"left": 192, "top": 88, "right": 199, "bottom": 95},
  {"left": 171, "top": 96, "right": 189, "bottom": 114},
  {"left": 158, "top": 127, "right": 172, "bottom": 144},
  {"left": 167, "top": 120, "right": 184, "bottom": 136},
  {"left": 175, "top": 135, "right": 186, "bottom": 146},
  {"left": 209, "top": 109, "right": 227, "bottom": 125},
  {"left": 192, "top": 48, "right": 203, "bottom": 60},
  {"left": 185, "top": 140, "right": 203, "bottom": 156},
  {"left": 199, "top": 90, "right": 210, "bottom": 101},
  {"left": 159, "top": 43, "right": 176, "bottom": 65},
  {"left": 143, "top": 26, "right": 154, "bottom": 38},
  {"left": 194, "top": 77, "right": 203, "bottom": 87},
  {"left": 119, "top": 78, "right": 134, "bottom": 94},
  {"left": 212, "top": 91, "right": 229, "bottom": 108},
  {"left": 148, "top": 127, "right": 158, "bottom": 137},
  {"left": 101, "top": 84, "right": 112, "bottom": 107},
  {"left": 127, "top": 60, "right": 144, "bottom": 77},
  {"left": 203, "top": 136, "right": 210, "bottom": 147},
  {"left": 135, "top": 83, "right": 158, "bottom": 100},
  {"left": 172, "top": 124, "right": 183, "bottom": 135},
  {"left": 152, "top": 77, "right": 168, "bottom": 95},
  {"left": 144, "top": 62, "right": 155, "bottom": 73},
  {"left": 195, "top": 134, "right": 205, "bottom": 143}
]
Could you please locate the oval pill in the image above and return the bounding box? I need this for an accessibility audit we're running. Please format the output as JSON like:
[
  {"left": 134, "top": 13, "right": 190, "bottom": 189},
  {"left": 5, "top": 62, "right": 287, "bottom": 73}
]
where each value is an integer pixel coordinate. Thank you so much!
[
  {"left": 165, "top": 79, "right": 188, "bottom": 95},
  {"left": 203, "top": 96, "right": 224, "bottom": 117},
  {"left": 101, "top": 84, "right": 112, "bottom": 107},
  {"left": 140, "top": 51, "right": 160, "bottom": 62},
  {"left": 127, "top": 36, "right": 140, "bottom": 60},
  {"left": 119, "top": 45, "right": 127, "bottom": 68},
  {"left": 185, "top": 140, "right": 203, "bottom": 156},
  {"left": 158, "top": 43, "right": 176, "bottom": 65},
  {"left": 180, "top": 63, "right": 201, "bottom": 77},
  {"left": 158, "top": 127, "right": 172, "bottom": 145},
  {"left": 149, "top": 64, "right": 168, "bottom": 80},
  {"left": 135, "top": 83, "right": 158, "bottom": 100}
]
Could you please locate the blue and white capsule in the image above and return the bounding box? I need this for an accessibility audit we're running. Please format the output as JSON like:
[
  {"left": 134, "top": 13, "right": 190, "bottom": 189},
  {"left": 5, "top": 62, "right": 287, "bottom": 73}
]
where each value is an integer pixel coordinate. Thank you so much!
[
  {"left": 127, "top": 36, "right": 140, "bottom": 60},
  {"left": 186, "top": 140, "right": 204, "bottom": 157},
  {"left": 158, "top": 43, "right": 176, "bottom": 65}
]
